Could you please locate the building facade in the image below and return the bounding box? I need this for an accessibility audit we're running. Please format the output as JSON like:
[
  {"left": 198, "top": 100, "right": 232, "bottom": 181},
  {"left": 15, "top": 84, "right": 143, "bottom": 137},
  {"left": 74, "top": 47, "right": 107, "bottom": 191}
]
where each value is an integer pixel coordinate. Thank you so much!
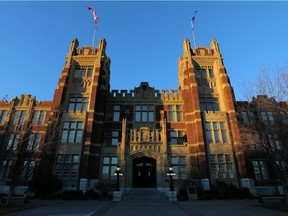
[{"left": 0, "top": 38, "right": 286, "bottom": 196}]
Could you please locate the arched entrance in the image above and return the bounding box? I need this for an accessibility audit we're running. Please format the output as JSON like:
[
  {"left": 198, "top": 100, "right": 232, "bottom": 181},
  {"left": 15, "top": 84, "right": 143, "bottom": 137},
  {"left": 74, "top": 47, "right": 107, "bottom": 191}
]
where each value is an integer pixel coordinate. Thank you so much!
[{"left": 133, "top": 157, "right": 156, "bottom": 188}]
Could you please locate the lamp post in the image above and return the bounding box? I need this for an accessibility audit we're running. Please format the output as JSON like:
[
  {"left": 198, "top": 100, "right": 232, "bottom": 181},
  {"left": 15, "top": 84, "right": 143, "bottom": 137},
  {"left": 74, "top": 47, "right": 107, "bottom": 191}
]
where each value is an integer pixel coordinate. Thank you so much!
[
  {"left": 166, "top": 166, "right": 176, "bottom": 191},
  {"left": 114, "top": 166, "right": 123, "bottom": 191}
]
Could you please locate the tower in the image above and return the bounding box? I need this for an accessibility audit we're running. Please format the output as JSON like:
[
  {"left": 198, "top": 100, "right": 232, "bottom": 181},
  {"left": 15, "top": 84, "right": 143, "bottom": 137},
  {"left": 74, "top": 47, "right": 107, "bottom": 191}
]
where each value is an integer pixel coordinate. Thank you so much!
[{"left": 52, "top": 38, "right": 111, "bottom": 190}]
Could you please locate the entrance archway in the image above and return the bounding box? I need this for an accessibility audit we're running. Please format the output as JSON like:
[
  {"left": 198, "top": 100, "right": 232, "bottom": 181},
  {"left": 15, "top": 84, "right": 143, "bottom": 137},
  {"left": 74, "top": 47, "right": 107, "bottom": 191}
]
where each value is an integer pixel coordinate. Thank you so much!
[{"left": 133, "top": 157, "right": 156, "bottom": 188}]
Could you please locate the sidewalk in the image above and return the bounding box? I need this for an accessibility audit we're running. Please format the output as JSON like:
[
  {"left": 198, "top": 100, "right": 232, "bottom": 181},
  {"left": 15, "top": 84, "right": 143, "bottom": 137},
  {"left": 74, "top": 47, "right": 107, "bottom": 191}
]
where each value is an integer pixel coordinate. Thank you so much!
[{"left": 4, "top": 198, "right": 288, "bottom": 216}]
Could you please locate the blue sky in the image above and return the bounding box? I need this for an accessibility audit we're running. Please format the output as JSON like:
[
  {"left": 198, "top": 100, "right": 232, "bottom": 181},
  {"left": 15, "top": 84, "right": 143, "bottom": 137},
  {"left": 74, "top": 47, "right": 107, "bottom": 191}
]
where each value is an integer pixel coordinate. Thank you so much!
[{"left": 1, "top": 1, "right": 288, "bottom": 101}]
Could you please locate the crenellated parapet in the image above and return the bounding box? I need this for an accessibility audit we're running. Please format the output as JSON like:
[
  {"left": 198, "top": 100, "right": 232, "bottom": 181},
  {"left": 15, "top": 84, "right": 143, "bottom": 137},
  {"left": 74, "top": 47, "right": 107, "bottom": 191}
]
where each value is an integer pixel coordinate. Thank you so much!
[{"left": 160, "top": 90, "right": 182, "bottom": 101}]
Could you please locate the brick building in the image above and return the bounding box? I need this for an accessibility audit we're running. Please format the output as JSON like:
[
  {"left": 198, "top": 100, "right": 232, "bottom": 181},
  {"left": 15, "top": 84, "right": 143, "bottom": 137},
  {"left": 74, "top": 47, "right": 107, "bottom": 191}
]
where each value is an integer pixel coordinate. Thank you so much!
[{"left": 0, "top": 38, "right": 286, "bottom": 196}]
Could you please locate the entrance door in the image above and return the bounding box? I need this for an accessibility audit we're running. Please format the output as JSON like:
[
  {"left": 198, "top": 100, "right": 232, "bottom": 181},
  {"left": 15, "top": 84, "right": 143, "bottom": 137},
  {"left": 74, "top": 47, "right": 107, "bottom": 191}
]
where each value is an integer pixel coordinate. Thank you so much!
[{"left": 133, "top": 157, "right": 156, "bottom": 188}]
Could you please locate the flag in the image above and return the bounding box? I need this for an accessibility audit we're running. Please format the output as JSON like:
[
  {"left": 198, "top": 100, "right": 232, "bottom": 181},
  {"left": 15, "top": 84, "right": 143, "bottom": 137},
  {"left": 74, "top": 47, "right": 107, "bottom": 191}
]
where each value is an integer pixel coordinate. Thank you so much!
[
  {"left": 88, "top": 6, "right": 98, "bottom": 25},
  {"left": 191, "top": 10, "right": 198, "bottom": 29}
]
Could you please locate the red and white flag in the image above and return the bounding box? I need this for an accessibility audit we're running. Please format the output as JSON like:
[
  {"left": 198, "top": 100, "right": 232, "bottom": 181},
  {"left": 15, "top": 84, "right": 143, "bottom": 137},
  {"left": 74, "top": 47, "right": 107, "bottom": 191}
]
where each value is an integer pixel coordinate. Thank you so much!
[{"left": 87, "top": 6, "right": 98, "bottom": 25}]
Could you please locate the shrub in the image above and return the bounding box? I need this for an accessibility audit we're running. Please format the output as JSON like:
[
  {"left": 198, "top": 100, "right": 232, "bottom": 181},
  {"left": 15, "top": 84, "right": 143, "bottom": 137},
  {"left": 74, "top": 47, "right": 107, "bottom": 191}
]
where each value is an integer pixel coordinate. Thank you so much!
[
  {"left": 62, "top": 190, "right": 83, "bottom": 200},
  {"left": 29, "top": 172, "right": 63, "bottom": 197}
]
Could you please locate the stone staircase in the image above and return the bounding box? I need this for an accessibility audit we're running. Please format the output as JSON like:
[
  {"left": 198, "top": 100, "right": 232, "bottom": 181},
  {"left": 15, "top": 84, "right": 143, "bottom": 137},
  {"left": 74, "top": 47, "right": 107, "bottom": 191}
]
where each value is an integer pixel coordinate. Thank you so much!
[{"left": 123, "top": 188, "right": 167, "bottom": 201}]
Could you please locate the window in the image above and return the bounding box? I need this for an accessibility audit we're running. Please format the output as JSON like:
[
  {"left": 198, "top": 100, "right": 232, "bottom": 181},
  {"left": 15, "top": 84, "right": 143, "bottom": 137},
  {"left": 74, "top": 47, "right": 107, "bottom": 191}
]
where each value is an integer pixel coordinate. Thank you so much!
[
  {"left": 27, "top": 133, "right": 41, "bottom": 151},
  {"left": 168, "top": 105, "right": 183, "bottom": 122},
  {"left": 268, "top": 134, "right": 281, "bottom": 150},
  {"left": 68, "top": 97, "right": 89, "bottom": 112},
  {"left": 199, "top": 97, "right": 220, "bottom": 112},
  {"left": 241, "top": 111, "right": 255, "bottom": 125},
  {"left": 12, "top": 110, "right": 27, "bottom": 125},
  {"left": 0, "top": 110, "right": 8, "bottom": 125},
  {"left": 32, "top": 110, "right": 46, "bottom": 125},
  {"left": 252, "top": 161, "right": 269, "bottom": 180},
  {"left": 135, "top": 104, "right": 154, "bottom": 122},
  {"left": 205, "top": 122, "right": 227, "bottom": 144},
  {"left": 74, "top": 67, "right": 93, "bottom": 78},
  {"left": 54, "top": 154, "right": 80, "bottom": 179},
  {"left": 171, "top": 156, "right": 187, "bottom": 179},
  {"left": 7, "top": 133, "right": 20, "bottom": 150},
  {"left": 21, "top": 160, "right": 36, "bottom": 180},
  {"left": 102, "top": 156, "right": 118, "bottom": 180},
  {"left": 0, "top": 160, "right": 12, "bottom": 179},
  {"left": 169, "top": 130, "right": 185, "bottom": 144},
  {"left": 260, "top": 111, "right": 275, "bottom": 125},
  {"left": 195, "top": 69, "right": 207, "bottom": 79},
  {"left": 195, "top": 68, "right": 214, "bottom": 79},
  {"left": 61, "top": 122, "right": 83, "bottom": 143},
  {"left": 104, "top": 130, "right": 120, "bottom": 145},
  {"left": 106, "top": 105, "right": 121, "bottom": 122},
  {"left": 210, "top": 154, "right": 234, "bottom": 179}
]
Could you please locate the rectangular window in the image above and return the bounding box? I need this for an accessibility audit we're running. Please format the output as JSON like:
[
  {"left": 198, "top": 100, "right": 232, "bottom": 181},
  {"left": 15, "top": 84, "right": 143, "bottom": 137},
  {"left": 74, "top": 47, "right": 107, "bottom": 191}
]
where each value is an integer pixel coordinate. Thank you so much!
[
  {"left": 106, "top": 105, "right": 121, "bottom": 122},
  {"left": 0, "top": 110, "right": 8, "bottom": 125},
  {"left": 104, "top": 130, "right": 120, "bottom": 145},
  {"left": 242, "top": 111, "right": 255, "bottom": 125},
  {"left": 199, "top": 97, "right": 220, "bottom": 112},
  {"left": 0, "top": 160, "right": 12, "bottom": 179},
  {"left": 260, "top": 111, "right": 275, "bottom": 125},
  {"left": 68, "top": 97, "right": 89, "bottom": 112},
  {"left": 210, "top": 154, "right": 234, "bottom": 179},
  {"left": 135, "top": 104, "right": 154, "bottom": 122},
  {"left": 61, "top": 121, "right": 83, "bottom": 143},
  {"left": 32, "top": 110, "right": 46, "bottom": 125},
  {"left": 268, "top": 134, "right": 281, "bottom": 150},
  {"left": 171, "top": 156, "right": 187, "bottom": 179},
  {"left": 21, "top": 160, "right": 36, "bottom": 180},
  {"left": 7, "top": 133, "right": 20, "bottom": 150},
  {"left": 168, "top": 105, "right": 183, "bottom": 122},
  {"left": 205, "top": 122, "right": 228, "bottom": 144},
  {"left": 195, "top": 69, "right": 207, "bottom": 78},
  {"left": 12, "top": 110, "right": 27, "bottom": 125},
  {"left": 169, "top": 130, "right": 185, "bottom": 145},
  {"left": 102, "top": 156, "right": 118, "bottom": 180},
  {"left": 54, "top": 154, "right": 79, "bottom": 179},
  {"left": 252, "top": 161, "right": 269, "bottom": 180},
  {"left": 74, "top": 67, "right": 93, "bottom": 78},
  {"left": 27, "top": 133, "right": 41, "bottom": 151}
]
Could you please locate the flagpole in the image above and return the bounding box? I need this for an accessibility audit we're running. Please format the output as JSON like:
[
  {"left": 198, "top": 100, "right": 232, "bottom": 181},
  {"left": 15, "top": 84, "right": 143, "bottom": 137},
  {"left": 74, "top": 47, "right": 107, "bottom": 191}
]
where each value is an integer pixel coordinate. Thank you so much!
[
  {"left": 192, "top": 25, "right": 197, "bottom": 50},
  {"left": 92, "top": 25, "right": 97, "bottom": 47},
  {"left": 191, "top": 10, "right": 198, "bottom": 51}
]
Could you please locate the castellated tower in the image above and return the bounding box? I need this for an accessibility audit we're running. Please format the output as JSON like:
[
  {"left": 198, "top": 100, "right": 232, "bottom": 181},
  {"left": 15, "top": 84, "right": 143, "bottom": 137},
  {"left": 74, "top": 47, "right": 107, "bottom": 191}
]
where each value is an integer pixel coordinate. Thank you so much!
[
  {"left": 178, "top": 38, "right": 246, "bottom": 187},
  {"left": 52, "top": 38, "right": 111, "bottom": 190}
]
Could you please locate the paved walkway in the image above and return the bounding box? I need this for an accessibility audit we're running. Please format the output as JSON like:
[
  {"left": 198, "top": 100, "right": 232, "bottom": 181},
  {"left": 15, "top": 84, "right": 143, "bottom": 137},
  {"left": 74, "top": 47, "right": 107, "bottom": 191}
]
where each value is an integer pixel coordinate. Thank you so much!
[{"left": 4, "top": 198, "right": 288, "bottom": 216}]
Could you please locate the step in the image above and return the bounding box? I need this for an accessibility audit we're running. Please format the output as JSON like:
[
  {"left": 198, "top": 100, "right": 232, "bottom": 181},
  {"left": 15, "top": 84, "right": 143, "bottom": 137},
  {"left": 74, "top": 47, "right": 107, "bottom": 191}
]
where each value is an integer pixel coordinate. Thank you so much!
[{"left": 123, "top": 188, "right": 167, "bottom": 201}]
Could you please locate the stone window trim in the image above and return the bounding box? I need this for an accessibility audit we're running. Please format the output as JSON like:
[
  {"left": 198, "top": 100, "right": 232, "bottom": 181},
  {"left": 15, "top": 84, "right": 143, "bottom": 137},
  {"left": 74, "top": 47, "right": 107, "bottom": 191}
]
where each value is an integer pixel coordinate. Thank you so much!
[
  {"left": 252, "top": 160, "right": 269, "bottom": 180},
  {"left": 106, "top": 105, "right": 121, "bottom": 122},
  {"left": 0, "top": 110, "right": 8, "bottom": 125},
  {"left": 168, "top": 130, "right": 186, "bottom": 145},
  {"left": 199, "top": 97, "right": 220, "bottom": 112},
  {"left": 74, "top": 67, "right": 93, "bottom": 78},
  {"left": 104, "top": 130, "right": 120, "bottom": 146},
  {"left": 68, "top": 96, "right": 89, "bottom": 113},
  {"left": 60, "top": 121, "right": 83, "bottom": 143},
  {"left": 209, "top": 154, "right": 234, "bottom": 179},
  {"left": 54, "top": 154, "right": 80, "bottom": 179},
  {"left": 195, "top": 67, "right": 214, "bottom": 79},
  {"left": 12, "top": 110, "right": 27, "bottom": 125},
  {"left": 101, "top": 156, "right": 118, "bottom": 180},
  {"left": 171, "top": 156, "right": 187, "bottom": 180},
  {"left": 32, "top": 110, "right": 46, "bottom": 125},
  {"left": 168, "top": 104, "right": 183, "bottom": 122},
  {"left": 135, "top": 104, "right": 154, "bottom": 123},
  {"left": 205, "top": 121, "right": 228, "bottom": 144}
]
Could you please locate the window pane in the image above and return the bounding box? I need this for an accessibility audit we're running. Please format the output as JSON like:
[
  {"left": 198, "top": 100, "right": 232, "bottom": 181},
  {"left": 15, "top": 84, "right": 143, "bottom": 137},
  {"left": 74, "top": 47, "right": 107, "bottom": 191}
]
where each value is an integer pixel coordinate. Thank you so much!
[
  {"left": 75, "top": 130, "right": 82, "bottom": 143},
  {"left": 136, "top": 112, "right": 141, "bottom": 122},
  {"left": 103, "top": 157, "right": 110, "bottom": 164},
  {"left": 148, "top": 112, "right": 154, "bottom": 122},
  {"left": 142, "top": 112, "right": 147, "bottom": 121},
  {"left": 111, "top": 157, "right": 118, "bottom": 164}
]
